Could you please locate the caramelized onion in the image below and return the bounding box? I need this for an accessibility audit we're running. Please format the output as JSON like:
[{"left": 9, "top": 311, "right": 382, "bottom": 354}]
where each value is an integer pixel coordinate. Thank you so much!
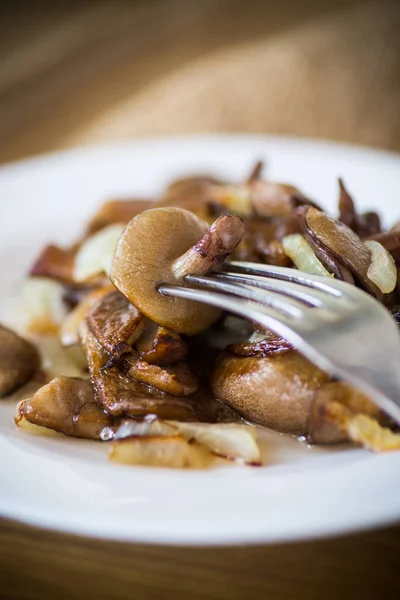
[
  {"left": 364, "top": 240, "right": 397, "bottom": 293},
  {"left": 74, "top": 224, "right": 125, "bottom": 282},
  {"left": 282, "top": 234, "right": 331, "bottom": 277}
]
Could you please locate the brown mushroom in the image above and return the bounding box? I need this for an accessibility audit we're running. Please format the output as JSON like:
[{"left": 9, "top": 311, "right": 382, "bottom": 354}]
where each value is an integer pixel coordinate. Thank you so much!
[
  {"left": 30, "top": 244, "right": 76, "bottom": 284},
  {"left": 0, "top": 324, "right": 40, "bottom": 397},
  {"left": 296, "top": 208, "right": 354, "bottom": 282},
  {"left": 210, "top": 351, "right": 329, "bottom": 435},
  {"left": 85, "top": 199, "right": 155, "bottom": 236},
  {"left": 135, "top": 320, "right": 188, "bottom": 365},
  {"left": 228, "top": 332, "right": 293, "bottom": 358},
  {"left": 210, "top": 175, "right": 318, "bottom": 218},
  {"left": 79, "top": 319, "right": 200, "bottom": 420},
  {"left": 87, "top": 290, "right": 144, "bottom": 360},
  {"left": 157, "top": 175, "right": 222, "bottom": 219},
  {"left": 123, "top": 357, "right": 199, "bottom": 397},
  {"left": 338, "top": 179, "right": 381, "bottom": 238},
  {"left": 110, "top": 208, "right": 244, "bottom": 335},
  {"left": 15, "top": 376, "right": 114, "bottom": 439},
  {"left": 298, "top": 206, "right": 382, "bottom": 296}
]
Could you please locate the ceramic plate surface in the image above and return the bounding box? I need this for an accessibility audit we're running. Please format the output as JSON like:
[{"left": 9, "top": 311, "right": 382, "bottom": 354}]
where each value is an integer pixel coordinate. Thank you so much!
[{"left": 1, "top": 135, "right": 400, "bottom": 545}]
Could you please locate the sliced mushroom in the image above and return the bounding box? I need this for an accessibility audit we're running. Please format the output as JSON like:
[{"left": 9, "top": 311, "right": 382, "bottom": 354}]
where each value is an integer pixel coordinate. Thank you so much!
[
  {"left": 85, "top": 199, "right": 154, "bottom": 235},
  {"left": 210, "top": 351, "right": 329, "bottom": 435},
  {"left": 135, "top": 320, "right": 188, "bottom": 366},
  {"left": 0, "top": 324, "right": 41, "bottom": 397},
  {"left": 338, "top": 179, "right": 381, "bottom": 238},
  {"left": 228, "top": 332, "right": 293, "bottom": 358},
  {"left": 15, "top": 376, "right": 114, "bottom": 439},
  {"left": 110, "top": 208, "right": 243, "bottom": 335},
  {"left": 123, "top": 357, "right": 199, "bottom": 397},
  {"left": 30, "top": 244, "right": 77, "bottom": 283},
  {"left": 255, "top": 239, "right": 292, "bottom": 267},
  {"left": 210, "top": 175, "right": 316, "bottom": 219},
  {"left": 233, "top": 214, "right": 299, "bottom": 263},
  {"left": 158, "top": 175, "right": 222, "bottom": 219},
  {"left": 79, "top": 320, "right": 199, "bottom": 420},
  {"left": 298, "top": 206, "right": 382, "bottom": 296},
  {"left": 308, "top": 381, "right": 388, "bottom": 444},
  {"left": 87, "top": 290, "right": 144, "bottom": 360}
]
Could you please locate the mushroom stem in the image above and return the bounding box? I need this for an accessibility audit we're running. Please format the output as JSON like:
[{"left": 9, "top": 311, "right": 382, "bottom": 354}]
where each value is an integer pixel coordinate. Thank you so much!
[{"left": 172, "top": 215, "right": 244, "bottom": 280}]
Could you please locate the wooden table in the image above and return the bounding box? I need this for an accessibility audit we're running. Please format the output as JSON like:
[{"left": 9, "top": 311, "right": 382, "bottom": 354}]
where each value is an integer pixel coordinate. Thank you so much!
[{"left": 1, "top": 1, "right": 400, "bottom": 598}]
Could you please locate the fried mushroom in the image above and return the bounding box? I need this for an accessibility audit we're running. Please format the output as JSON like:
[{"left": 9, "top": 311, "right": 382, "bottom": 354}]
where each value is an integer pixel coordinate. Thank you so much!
[
  {"left": 85, "top": 199, "right": 154, "bottom": 235},
  {"left": 30, "top": 244, "right": 77, "bottom": 283},
  {"left": 0, "top": 324, "right": 40, "bottom": 397},
  {"left": 110, "top": 208, "right": 244, "bottom": 335},
  {"left": 297, "top": 206, "right": 383, "bottom": 296},
  {"left": 135, "top": 320, "right": 188, "bottom": 365},
  {"left": 79, "top": 320, "right": 199, "bottom": 420},
  {"left": 211, "top": 350, "right": 329, "bottom": 434},
  {"left": 87, "top": 290, "right": 144, "bottom": 360},
  {"left": 123, "top": 358, "right": 199, "bottom": 397},
  {"left": 15, "top": 376, "right": 114, "bottom": 439}
]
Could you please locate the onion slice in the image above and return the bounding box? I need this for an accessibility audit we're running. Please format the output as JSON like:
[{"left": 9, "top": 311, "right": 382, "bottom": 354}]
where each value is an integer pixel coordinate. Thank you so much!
[
  {"left": 364, "top": 240, "right": 397, "bottom": 294},
  {"left": 9, "top": 277, "right": 66, "bottom": 335},
  {"left": 112, "top": 418, "right": 261, "bottom": 465},
  {"left": 282, "top": 234, "right": 331, "bottom": 277},
  {"left": 74, "top": 224, "right": 125, "bottom": 282},
  {"left": 170, "top": 421, "right": 260, "bottom": 463}
]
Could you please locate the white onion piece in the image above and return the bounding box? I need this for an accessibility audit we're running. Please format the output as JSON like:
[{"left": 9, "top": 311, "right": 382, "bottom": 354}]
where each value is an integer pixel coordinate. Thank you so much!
[
  {"left": 282, "top": 234, "right": 331, "bottom": 277},
  {"left": 112, "top": 419, "right": 261, "bottom": 465},
  {"left": 9, "top": 277, "right": 66, "bottom": 335},
  {"left": 74, "top": 224, "right": 125, "bottom": 282},
  {"left": 109, "top": 435, "right": 213, "bottom": 468},
  {"left": 114, "top": 418, "right": 177, "bottom": 440},
  {"left": 34, "top": 334, "right": 87, "bottom": 378},
  {"left": 60, "top": 287, "right": 110, "bottom": 346},
  {"left": 364, "top": 240, "right": 397, "bottom": 294},
  {"left": 170, "top": 421, "right": 261, "bottom": 463}
]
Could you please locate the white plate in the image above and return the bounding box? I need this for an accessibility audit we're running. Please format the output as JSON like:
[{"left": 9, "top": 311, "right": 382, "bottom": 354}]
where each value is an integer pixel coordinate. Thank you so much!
[{"left": 1, "top": 135, "right": 400, "bottom": 546}]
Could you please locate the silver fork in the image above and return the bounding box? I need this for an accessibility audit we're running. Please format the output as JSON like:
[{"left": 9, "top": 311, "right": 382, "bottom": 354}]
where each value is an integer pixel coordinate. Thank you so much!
[{"left": 159, "top": 261, "right": 400, "bottom": 424}]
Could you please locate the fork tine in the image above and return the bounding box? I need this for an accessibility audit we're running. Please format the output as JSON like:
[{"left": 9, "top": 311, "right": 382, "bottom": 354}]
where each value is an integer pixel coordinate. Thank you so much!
[
  {"left": 159, "top": 284, "right": 307, "bottom": 346},
  {"left": 184, "top": 274, "right": 307, "bottom": 319},
  {"left": 216, "top": 272, "right": 344, "bottom": 311},
  {"left": 225, "top": 261, "right": 345, "bottom": 298}
]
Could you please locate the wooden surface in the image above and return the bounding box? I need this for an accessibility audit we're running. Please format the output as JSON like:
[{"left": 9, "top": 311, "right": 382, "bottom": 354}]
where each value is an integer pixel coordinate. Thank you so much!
[
  {"left": 1, "top": 518, "right": 400, "bottom": 599},
  {"left": 1, "top": 1, "right": 400, "bottom": 598}
]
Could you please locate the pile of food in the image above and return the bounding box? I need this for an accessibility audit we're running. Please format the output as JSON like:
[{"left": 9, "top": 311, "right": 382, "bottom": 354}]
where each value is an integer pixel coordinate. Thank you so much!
[{"left": 2, "top": 161, "right": 400, "bottom": 467}]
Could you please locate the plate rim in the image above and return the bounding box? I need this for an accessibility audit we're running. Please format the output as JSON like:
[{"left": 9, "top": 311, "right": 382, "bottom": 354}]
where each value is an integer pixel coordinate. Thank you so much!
[{"left": 1, "top": 133, "right": 400, "bottom": 546}]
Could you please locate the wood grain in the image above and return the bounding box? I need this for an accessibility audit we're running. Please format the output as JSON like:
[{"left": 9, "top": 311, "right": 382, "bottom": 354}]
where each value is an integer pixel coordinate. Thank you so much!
[{"left": 1, "top": 518, "right": 399, "bottom": 599}]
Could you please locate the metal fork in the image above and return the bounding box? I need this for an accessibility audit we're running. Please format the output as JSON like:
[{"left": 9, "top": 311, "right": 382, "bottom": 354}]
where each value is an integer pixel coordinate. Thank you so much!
[{"left": 159, "top": 261, "right": 400, "bottom": 424}]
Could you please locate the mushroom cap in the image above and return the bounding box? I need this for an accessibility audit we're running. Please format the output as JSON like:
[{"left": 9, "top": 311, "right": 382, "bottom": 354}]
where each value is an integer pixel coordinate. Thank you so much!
[
  {"left": 110, "top": 207, "right": 221, "bottom": 335},
  {"left": 210, "top": 350, "right": 329, "bottom": 435}
]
